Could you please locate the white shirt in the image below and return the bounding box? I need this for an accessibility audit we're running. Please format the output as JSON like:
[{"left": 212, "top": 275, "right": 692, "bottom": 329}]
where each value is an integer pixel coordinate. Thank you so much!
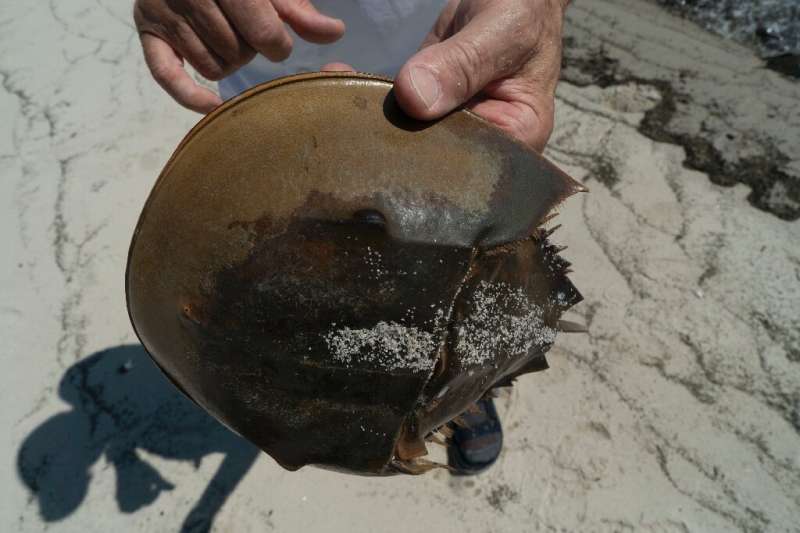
[{"left": 219, "top": 0, "right": 448, "bottom": 99}]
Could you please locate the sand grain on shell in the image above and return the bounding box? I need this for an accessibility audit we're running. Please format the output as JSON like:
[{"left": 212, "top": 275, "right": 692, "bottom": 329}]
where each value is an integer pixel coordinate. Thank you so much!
[
  {"left": 456, "top": 281, "right": 557, "bottom": 367},
  {"left": 324, "top": 321, "right": 438, "bottom": 373}
]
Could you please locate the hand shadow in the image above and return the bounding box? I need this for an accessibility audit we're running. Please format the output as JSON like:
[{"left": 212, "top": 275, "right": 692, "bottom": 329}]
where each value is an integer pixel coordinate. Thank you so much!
[{"left": 17, "top": 344, "right": 260, "bottom": 533}]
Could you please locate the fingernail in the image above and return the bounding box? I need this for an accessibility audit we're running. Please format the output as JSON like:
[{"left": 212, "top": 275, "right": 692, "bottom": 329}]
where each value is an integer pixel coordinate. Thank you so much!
[{"left": 409, "top": 66, "right": 440, "bottom": 111}]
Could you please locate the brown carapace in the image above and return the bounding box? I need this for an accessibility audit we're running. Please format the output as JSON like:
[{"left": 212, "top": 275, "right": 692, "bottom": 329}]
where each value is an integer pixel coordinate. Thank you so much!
[{"left": 126, "top": 72, "right": 585, "bottom": 475}]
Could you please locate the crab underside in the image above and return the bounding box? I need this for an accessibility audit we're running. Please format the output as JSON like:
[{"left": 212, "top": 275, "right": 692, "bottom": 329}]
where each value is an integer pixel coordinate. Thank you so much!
[{"left": 126, "top": 72, "right": 585, "bottom": 475}]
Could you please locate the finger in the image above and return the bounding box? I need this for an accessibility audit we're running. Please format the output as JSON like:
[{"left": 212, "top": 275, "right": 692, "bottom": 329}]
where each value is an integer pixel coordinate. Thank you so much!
[
  {"left": 272, "top": 0, "right": 345, "bottom": 44},
  {"left": 321, "top": 62, "right": 354, "bottom": 72},
  {"left": 165, "top": 21, "right": 236, "bottom": 81},
  {"left": 217, "top": 0, "right": 293, "bottom": 61},
  {"left": 182, "top": 0, "right": 254, "bottom": 68},
  {"left": 394, "top": 7, "right": 534, "bottom": 120},
  {"left": 469, "top": 96, "right": 554, "bottom": 152},
  {"left": 418, "top": 0, "right": 460, "bottom": 49},
  {"left": 140, "top": 33, "right": 222, "bottom": 114}
]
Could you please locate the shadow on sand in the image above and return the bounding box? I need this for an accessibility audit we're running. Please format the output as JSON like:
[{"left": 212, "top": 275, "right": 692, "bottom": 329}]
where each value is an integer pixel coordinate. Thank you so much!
[{"left": 17, "top": 344, "right": 260, "bottom": 533}]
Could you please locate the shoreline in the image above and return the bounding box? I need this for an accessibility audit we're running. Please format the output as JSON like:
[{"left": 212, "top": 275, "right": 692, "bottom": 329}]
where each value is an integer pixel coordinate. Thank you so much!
[
  {"left": 655, "top": 0, "right": 800, "bottom": 79},
  {"left": 561, "top": 0, "right": 800, "bottom": 220}
]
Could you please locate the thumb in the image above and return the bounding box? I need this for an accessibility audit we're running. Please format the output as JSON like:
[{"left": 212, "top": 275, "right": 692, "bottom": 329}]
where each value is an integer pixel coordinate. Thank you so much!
[{"left": 394, "top": 11, "right": 529, "bottom": 120}]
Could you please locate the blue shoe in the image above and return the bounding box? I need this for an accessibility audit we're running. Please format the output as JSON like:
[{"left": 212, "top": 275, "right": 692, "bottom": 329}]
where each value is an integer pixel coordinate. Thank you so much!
[{"left": 447, "top": 397, "right": 503, "bottom": 475}]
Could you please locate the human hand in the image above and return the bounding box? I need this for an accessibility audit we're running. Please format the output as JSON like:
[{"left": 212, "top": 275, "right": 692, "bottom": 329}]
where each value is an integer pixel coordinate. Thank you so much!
[
  {"left": 394, "top": 0, "right": 569, "bottom": 152},
  {"left": 134, "top": 0, "right": 345, "bottom": 113}
]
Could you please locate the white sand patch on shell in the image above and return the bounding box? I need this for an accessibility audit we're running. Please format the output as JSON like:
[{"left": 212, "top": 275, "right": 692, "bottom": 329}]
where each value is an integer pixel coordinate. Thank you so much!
[
  {"left": 324, "top": 321, "right": 437, "bottom": 372},
  {"left": 456, "top": 281, "right": 557, "bottom": 367}
]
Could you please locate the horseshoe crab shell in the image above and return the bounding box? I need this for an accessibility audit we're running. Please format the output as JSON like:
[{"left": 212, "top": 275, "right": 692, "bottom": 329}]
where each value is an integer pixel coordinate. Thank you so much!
[{"left": 126, "top": 72, "right": 585, "bottom": 475}]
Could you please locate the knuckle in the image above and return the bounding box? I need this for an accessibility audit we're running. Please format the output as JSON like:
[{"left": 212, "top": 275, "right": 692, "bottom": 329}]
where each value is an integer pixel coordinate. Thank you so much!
[
  {"left": 446, "top": 39, "right": 487, "bottom": 97},
  {"left": 150, "top": 62, "right": 175, "bottom": 85}
]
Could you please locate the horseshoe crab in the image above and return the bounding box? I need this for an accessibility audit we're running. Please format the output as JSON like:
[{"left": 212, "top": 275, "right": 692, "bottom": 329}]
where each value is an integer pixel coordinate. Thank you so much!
[{"left": 126, "top": 72, "right": 585, "bottom": 475}]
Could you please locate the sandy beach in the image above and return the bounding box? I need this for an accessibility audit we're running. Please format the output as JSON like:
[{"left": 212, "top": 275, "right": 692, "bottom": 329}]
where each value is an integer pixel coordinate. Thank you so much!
[{"left": 2, "top": 0, "right": 798, "bottom": 532}]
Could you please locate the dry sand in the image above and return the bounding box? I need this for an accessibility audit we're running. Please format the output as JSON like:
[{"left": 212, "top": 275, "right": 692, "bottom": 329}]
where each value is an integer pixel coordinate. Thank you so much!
[{"left": 1, "top": 0, "right": 798, "bottom": 532}]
